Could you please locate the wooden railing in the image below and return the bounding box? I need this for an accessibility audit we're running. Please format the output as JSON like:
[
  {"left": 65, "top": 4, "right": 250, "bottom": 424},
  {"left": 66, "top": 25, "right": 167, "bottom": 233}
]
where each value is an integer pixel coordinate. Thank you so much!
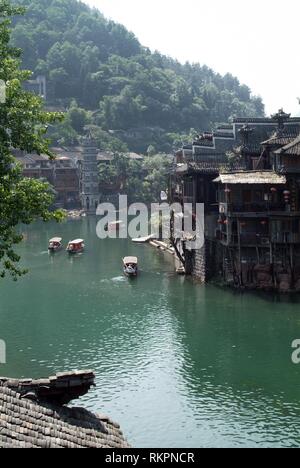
[
  {"left": 228, "top": 202, "right": 286, "bottom": 213},
  {"left": 220, "top": 232, "right": 300, "bottom": 245}
]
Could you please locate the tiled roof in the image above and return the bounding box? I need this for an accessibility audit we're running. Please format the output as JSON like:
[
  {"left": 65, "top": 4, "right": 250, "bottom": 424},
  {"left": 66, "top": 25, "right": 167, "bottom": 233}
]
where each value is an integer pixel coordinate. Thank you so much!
[
  {"left": 275, "top": 135, "right": 300, "bottom": 157},
  {"left": 175, "top": 161, "right": 246, "bottom": 175},
  {"left": 176, "top": 117, "right": 300, "bottom": 169},
  {"left": 233, "top": 117, "right": 300, "bottom": 124},
  {"left": 193, "top": 140, "right": 214, "bottom": 148},
  {"left": 0, "top": 370, "right": 95, "bottom": 405},
  {"left": 13, "top": 151, "right": 49, "bottom": 163},
  {"left": 213, "top": 132, "right": 235, "bottom": 139},
  {"left": 0, "top": 371, "right": 129, "bottom": 449},
  {"left": 214, "top": 171, "right": 286, "bottom": 185},
  {"left": 217, "top": 124, "right": 234, "bottom": 131},
  {"left": 261, "top": 133, "right": 297, "bottom": 146}
]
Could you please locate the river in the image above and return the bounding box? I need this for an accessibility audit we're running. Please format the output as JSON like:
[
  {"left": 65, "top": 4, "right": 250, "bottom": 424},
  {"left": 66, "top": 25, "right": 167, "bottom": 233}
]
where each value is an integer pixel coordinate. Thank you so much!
[{"left": 0, "top": 218, "right": 300, "bottom": 447}]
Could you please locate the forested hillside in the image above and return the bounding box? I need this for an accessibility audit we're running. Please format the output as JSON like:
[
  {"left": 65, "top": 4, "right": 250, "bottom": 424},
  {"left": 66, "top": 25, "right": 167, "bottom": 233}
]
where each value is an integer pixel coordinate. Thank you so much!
[{"left": 12, "top": 0, "right": 265, "bottom": 152}]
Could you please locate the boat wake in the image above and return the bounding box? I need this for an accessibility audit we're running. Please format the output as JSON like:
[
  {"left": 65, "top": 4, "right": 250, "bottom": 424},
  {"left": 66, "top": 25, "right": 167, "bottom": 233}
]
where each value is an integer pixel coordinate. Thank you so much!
[{"left": 111, "top": 276, "right": 126, "bottom": 283}]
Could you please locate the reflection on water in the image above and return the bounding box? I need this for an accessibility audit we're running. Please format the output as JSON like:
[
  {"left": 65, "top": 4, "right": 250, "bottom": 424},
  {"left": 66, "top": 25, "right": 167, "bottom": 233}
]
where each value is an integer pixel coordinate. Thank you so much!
[{"left": 1, "top": 218, "right": 300, "bottom": 447}]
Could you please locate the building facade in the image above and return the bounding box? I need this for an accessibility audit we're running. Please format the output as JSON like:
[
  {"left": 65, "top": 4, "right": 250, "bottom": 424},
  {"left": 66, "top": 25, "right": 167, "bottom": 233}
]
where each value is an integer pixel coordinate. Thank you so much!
[
  {"left": 16, "top": 151, "right": 80, "bottom": 209},
  {"left": 170, "top": 110, "right": 300, "bottom": 293}
]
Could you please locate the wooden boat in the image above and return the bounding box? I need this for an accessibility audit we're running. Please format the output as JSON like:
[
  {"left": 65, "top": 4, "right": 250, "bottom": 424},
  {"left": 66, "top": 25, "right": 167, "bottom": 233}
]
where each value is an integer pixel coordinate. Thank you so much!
[
  {"left": 66, "top": 239, "right": 85, "bottom": 254},
  {"left": 48, "top": 237, "right": 62, "bottom": 252},
  {"left": 132, "top": 234, "right": 155, "bottom": 243},
  {"left": 123, "top": 256, "right": 138, "bottom": 277}
]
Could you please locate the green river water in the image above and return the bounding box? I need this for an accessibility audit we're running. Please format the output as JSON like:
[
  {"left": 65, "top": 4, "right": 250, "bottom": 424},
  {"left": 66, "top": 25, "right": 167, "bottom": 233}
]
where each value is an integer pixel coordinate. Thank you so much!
[{"left": 1, "top": 218, "right": 300, "bottom": 447}]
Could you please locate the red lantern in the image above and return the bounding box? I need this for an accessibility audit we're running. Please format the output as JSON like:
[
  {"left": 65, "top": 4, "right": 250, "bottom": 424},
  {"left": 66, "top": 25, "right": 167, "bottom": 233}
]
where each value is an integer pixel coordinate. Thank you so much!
[
  {"left": 283, "top": 190, "right": 290, "bottom": 196},
  {"left": 270, "top": 187, "right": 277, "bottom": 193}
]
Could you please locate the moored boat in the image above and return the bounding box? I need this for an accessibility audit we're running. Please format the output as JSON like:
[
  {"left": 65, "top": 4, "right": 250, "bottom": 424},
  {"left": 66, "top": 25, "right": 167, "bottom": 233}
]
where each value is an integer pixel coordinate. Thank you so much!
[
  {"left": 66, "top": 239, "right": 85, "bottom": 254},
  {"left": 123, "top": 256, "right": 138, "bottom": 277},
  {"left": 48, "top": 237, "right": 62, "bottom": 252},
  {"left": 132, "top": 234, "right": 155, "bottom": 243}
]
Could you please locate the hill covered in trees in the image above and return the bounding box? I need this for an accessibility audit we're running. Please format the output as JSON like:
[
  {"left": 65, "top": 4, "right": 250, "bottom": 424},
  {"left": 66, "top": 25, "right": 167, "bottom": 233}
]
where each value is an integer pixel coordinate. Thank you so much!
[{"left": 12, "top": 0, "right": 265, "bottom": 152}]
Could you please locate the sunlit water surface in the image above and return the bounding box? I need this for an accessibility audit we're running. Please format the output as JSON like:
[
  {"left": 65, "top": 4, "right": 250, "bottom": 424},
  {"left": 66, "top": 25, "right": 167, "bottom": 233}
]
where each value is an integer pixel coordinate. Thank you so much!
[{"left": 1, "top": 218, "right": 300, "bottom": 447}]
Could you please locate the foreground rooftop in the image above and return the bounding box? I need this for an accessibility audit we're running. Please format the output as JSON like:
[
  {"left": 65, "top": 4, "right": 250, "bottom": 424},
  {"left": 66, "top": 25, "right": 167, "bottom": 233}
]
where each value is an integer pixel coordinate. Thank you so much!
[{"left": 0, "top": 370, "right": 129, "bottom": 448}]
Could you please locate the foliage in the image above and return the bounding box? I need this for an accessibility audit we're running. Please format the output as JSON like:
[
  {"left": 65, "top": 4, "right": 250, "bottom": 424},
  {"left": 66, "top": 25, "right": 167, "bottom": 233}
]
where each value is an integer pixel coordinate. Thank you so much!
[
  {"left": 87, "top": 125, "right": 129, "bottom": 153},
  {"left": 0, "top": 0, "right": 64, "bottom": 279},
  {"left": 11, "top": 0, "right": 265, "bottom": 153},
  {"left": 98, "top": 153, "right": 171, "bottom": 204}
]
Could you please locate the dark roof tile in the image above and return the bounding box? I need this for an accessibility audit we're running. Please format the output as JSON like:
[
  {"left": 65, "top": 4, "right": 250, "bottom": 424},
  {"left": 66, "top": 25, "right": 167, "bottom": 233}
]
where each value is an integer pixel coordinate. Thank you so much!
[
  {"left": 275, "top": 135, "right": 300, "bottom": 156},
  {"left": 0, "top": 372, "right": 130, "bottom": 449},
  {"left": 175, "top": 161, "right": 246, "bottom": 175},
  {"left": 261, "top": 132, "right": 297, "bottom": 146}
]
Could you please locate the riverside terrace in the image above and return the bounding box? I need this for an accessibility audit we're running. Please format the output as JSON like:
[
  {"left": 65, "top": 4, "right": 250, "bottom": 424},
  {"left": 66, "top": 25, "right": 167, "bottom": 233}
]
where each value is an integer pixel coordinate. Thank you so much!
[
  {"left": 169, "top": 110, "right": 300, "bottom": 293},
  {"left": 0, "top": 370, "right": 130, "bottom": 448}
]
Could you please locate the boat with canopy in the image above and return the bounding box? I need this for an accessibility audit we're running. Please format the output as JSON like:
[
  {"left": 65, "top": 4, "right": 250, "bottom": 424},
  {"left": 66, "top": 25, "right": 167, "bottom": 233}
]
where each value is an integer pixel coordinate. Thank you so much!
[
  {"left": 66, "top": 239, "right": 85, "bottom": 254},
  {"left": 123, "top": 256, "right": 138, "bottom": 277},
  {"left": 48, "top": 237, "right": 62, "bottom": 252}
]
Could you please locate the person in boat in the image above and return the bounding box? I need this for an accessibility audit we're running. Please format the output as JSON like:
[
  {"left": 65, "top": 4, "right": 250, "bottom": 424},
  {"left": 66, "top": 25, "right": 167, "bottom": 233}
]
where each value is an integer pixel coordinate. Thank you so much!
[
  {"left": 67, "top": 239, "right": 85, "bottom": 253},
  {"left": 123, "top": 257, "right": 138, "bottom": 276},
  {"left": 126, "top": 264, "right": 136, "bottom": 274},
  {"left": 48, "top": 238, "right": 62, "bottom": 251}
]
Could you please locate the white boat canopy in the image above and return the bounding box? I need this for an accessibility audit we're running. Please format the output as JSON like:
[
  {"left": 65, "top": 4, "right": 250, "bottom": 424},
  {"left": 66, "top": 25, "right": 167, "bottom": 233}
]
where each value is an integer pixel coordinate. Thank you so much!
[
  {"left": 49, "top": 237, "right": 62, "bottom": 243},
  {"left": 123, "top": 257, "right": 138, "bottom": 265},
  {"left": 69, "top": 239, "right": 84, "bottom": 244}
]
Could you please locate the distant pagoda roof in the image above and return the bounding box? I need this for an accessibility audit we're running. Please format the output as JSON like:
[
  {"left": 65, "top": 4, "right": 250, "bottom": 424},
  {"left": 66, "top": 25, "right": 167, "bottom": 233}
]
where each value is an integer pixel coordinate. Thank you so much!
[
  {"left": 0, "top": 370, "right": 129, "bottom": 448},
  {"left": 214, "top": 171, "right": 286, "bottom": 185},
  {"left": 275, "top": 135, "right": 300, "bottom": 157}
]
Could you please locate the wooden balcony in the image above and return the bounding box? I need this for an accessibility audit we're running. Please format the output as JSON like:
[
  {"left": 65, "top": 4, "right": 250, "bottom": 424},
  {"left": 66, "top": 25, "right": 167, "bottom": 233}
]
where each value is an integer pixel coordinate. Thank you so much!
[
  {"left": 230, "top": 202, "right": 286, "bottom": 213},
  {"left": 220, "top": 202, "right": 300, "bottom": 217},
  {"left": 219, "top": 231, "right": 300, "bottom": 246}
]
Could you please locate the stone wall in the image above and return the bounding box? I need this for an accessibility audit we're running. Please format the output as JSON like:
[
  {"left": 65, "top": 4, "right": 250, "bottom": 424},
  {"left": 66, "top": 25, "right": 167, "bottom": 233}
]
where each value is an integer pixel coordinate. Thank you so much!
[
  {"left": 192, "top": 240, "right": 222, "bottom": 282},
  {"left": 192, "top": 245, "right": 206, "bottom": 282}
]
